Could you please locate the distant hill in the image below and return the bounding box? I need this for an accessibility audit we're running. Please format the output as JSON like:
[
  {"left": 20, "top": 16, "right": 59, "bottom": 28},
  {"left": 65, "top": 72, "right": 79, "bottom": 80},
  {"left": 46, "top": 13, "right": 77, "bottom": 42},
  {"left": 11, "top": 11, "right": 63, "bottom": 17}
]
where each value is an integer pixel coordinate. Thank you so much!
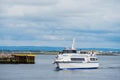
[{"left": 0, "top": 46, "right": 120, "bottom": 52}]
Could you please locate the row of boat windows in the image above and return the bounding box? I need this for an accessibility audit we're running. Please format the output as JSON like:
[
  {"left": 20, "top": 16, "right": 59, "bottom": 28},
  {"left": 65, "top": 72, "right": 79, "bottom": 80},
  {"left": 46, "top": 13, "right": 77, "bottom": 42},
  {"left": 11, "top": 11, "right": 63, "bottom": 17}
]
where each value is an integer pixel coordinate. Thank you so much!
[
  {"left": 71, "top": 58, "right": 85, "bottom": 61},
  {"left": 71, "top": 58, "right": 97, "bottom": 61},
  {"left": 80, "top": 52, "right": 88, "bottom": 54},
  {"left": 62, "top": 50, "right": 77, "bottom": 53},
  {"left": 90, "top": 58, "right": 98, "bottom": 61},
  {"left": 61, "top": 50, "right": 95, "bottom": 54}
]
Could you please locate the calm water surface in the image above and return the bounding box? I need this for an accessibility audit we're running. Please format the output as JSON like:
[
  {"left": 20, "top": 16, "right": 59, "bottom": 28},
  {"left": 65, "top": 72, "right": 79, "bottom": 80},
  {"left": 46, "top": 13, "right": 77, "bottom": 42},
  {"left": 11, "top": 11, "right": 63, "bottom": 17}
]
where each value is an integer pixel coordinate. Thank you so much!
[{"left": 0, "top": 55, "right": 120, "bottom": 80}]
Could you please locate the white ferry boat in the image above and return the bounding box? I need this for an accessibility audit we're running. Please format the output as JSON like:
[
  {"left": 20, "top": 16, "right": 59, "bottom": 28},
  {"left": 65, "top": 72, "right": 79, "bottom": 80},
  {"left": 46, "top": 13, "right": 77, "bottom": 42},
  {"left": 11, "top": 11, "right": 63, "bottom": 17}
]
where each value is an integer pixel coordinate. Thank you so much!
[{"left": 53, "top": 38, "right": 99, "bottom": 70}]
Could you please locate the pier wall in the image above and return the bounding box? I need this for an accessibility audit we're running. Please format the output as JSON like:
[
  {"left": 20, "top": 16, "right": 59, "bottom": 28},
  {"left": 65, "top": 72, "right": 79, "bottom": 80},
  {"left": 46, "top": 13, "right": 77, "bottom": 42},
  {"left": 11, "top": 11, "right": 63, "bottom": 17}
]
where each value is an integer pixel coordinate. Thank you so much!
[{"left": 0, "top": 53, "right": 35, "bottom": 64}]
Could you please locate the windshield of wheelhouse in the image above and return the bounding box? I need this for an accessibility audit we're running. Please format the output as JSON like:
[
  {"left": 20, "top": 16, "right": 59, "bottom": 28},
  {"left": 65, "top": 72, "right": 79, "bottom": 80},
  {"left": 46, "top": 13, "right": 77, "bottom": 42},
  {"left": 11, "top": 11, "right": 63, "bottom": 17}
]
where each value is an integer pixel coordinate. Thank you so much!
[{"left": 63, "top": 50, "right": 77, "bottom": 53}]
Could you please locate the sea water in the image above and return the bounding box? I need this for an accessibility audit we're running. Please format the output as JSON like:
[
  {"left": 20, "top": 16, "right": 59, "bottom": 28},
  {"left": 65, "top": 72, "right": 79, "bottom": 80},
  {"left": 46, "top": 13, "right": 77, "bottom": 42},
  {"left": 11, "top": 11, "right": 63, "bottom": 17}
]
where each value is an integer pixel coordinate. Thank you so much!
[{"left": 0, "top": 55, "right": 120, "bottom": 80}]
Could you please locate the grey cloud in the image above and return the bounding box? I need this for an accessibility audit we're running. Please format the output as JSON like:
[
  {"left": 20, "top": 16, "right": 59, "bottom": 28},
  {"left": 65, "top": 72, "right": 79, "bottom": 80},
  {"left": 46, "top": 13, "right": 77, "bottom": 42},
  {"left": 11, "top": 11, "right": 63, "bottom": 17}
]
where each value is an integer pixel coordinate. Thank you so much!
[{"left": 0, "top": 0, "right": 120, "bottom": 48}]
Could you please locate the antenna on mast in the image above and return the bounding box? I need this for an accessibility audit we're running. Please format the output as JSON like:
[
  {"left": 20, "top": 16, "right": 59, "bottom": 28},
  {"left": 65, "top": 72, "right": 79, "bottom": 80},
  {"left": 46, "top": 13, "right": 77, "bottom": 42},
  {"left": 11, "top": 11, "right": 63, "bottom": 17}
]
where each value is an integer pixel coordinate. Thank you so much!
[{"left": 72, "top": 37, "right": 75, "bottom": 50}]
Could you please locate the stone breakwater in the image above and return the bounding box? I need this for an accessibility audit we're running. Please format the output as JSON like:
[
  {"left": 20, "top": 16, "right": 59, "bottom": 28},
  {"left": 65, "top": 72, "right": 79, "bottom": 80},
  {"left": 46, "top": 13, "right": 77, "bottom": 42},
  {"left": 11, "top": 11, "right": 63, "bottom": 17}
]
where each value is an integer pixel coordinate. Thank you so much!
[{"left": 0, "top": 53, "right": 35, "bottom": 64}]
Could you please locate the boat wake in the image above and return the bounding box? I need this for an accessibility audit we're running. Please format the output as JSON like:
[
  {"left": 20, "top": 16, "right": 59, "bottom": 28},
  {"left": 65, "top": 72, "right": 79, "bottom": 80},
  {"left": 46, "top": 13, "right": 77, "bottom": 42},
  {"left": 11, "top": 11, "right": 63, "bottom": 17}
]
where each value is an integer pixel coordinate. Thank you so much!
[{"left": 99, "top": 66, "right": 120, "bottom": 69}]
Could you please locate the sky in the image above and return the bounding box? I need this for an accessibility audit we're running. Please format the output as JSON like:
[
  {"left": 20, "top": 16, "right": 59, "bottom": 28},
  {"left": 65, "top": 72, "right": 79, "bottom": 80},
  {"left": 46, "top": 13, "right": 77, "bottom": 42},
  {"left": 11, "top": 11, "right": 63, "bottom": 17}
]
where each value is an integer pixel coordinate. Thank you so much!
[{"left": 0, "top": 0, "right": 120, "bottom": 48}]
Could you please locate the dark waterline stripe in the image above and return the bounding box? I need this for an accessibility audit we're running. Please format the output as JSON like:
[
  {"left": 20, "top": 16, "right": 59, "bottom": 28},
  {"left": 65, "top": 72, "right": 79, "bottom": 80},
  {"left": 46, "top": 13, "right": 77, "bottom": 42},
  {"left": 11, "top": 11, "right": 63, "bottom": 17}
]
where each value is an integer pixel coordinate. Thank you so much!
[{"left": 57, "top": 67, "right": 98, "bottom": 70}]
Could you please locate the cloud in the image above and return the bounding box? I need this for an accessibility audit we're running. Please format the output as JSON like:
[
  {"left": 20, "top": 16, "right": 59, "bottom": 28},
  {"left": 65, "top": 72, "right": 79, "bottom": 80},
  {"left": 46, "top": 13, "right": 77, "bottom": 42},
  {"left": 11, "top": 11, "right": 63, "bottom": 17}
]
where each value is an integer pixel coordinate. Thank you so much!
[
  {"left": 0, "top": 0, "right": 57, "bottom": 5},
  {"left": 0, "top": 0, "right": 120, "bottom": 48}
]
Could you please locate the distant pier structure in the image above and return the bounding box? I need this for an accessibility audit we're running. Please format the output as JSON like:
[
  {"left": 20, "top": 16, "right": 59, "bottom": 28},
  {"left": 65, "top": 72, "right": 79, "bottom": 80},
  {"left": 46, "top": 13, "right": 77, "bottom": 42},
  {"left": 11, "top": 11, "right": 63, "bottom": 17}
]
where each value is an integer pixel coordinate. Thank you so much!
[{"left": 0, "top": 53, "right": 35, "bottom": 64}]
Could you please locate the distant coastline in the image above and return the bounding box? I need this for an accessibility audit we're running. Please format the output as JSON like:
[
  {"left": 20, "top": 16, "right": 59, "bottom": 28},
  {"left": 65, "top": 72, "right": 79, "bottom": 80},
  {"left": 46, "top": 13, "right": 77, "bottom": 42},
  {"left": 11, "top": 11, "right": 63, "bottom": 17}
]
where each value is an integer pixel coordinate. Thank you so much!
[
  {"left": 0, "top": 46, "right": 120, "bottom": 56},
  {"left": 0, "top": 51, "right": 120, "bottom": 56}
]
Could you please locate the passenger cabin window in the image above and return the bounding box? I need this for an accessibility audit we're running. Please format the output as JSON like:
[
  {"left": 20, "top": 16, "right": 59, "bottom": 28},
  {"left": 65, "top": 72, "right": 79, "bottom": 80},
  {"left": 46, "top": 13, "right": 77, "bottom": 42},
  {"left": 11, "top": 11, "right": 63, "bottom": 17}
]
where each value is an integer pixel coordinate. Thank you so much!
[
  {"left": 80, "top": 51, "right": 87, "bottom": 54},
  {"left": 63, "top": 50, "right": 77, "bottom": 53},
  {"left": 71, "top": 58, "right": 85, "bottom": 61},
  {"left": 90, "top": 58, "right": 97, "bottom": 61}
]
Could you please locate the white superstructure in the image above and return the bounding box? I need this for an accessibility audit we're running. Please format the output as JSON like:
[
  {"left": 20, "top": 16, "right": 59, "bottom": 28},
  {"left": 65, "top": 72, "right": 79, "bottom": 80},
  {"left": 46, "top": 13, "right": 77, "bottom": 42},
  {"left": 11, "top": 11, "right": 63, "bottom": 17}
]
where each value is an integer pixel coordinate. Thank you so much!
[{"left": 53, "top": 38, "right": 99, "bottom": 70}]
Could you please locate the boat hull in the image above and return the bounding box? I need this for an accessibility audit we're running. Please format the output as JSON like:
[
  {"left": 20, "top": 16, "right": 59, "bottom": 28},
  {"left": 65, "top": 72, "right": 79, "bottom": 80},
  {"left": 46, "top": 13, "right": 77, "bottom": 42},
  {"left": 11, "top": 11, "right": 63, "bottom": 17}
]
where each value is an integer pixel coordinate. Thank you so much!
[{"left": 55, "top": 62, "right": 99, "bottom": 70}]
